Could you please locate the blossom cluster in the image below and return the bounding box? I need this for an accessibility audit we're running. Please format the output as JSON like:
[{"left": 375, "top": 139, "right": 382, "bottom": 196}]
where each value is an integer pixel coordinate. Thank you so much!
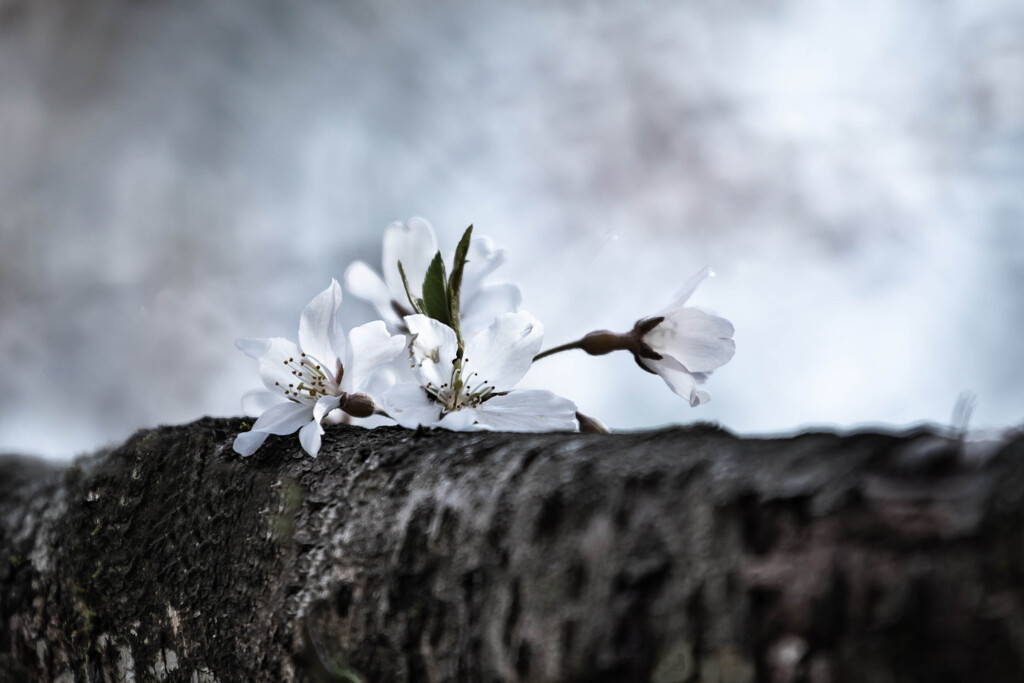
[{"left": 234, "top": 218, "right": 735, "bottom": 457}]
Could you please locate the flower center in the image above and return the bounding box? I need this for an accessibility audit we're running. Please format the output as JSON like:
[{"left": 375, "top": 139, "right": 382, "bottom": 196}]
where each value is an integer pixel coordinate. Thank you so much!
[
  {"left": 276, "top": 352, "right": 341, "bottom": 403},
  {"left": 424, "top": 358, "right": 495, "bottom": 414}
]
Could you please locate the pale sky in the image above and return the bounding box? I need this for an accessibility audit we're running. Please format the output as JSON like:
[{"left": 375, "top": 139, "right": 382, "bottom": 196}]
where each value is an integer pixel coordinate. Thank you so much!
[{"left": 1, "top": 0, "right": 1022, "bottom": 459}]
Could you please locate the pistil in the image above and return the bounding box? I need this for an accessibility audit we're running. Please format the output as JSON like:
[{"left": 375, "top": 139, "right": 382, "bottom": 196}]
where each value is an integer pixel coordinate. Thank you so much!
[{"left": 423, "top": 358, "right": 496, "bottom": 415}]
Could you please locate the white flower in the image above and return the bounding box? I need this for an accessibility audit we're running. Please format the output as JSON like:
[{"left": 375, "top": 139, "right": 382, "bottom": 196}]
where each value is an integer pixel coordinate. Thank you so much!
[
  {"left": 637, "top": 267, "right": 735, "bottom": 406},
  {"left": 382, "top": 312, "right": 578, "bottom": 432},
  {"left": 234, "top": 280, "right": 406, "bottom": 457},
  {"left": 344, "top": 217, "right": 522, "bottom": 334}
]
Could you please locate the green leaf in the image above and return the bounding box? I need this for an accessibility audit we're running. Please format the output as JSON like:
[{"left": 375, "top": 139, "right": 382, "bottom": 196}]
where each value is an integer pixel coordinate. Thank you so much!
[
  {"left": 446, "top": 225, "right": 474, "bottom": 350},
  {"left": 397, "top": 261, "right": 426, "bottom": 315},
  {"left": 421, "top": 251, "right": 451, "bottom": 326}
]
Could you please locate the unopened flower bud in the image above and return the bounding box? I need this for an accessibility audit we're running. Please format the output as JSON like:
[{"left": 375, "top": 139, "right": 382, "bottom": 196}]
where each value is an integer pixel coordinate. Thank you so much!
[
  {"left": 576, "top": 411, "right": 611, "bottom": 434},
  {"left": 579, "top": 330, "right": 630, "bottom": 356},
  {"left": 340, "top": 392, "right": 376, "bottom": 418}
]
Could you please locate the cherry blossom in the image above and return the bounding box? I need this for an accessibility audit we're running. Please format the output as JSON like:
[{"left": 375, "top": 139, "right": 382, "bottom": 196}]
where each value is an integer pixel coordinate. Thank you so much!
[
  {"left": 234, "top": 280, "right": 405, "bottom": 457},
  {"left": 383, "top": 312, "right": 577, "bottom": 431},
  {"left": 344, "top": 218, "right": 521, "bottom": 334}
]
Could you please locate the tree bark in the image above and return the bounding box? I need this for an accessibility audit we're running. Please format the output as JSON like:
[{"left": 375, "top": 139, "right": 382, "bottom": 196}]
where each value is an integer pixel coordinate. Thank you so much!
[{"left": 2, "top": 418, "right": 1023, "bottom": 682}]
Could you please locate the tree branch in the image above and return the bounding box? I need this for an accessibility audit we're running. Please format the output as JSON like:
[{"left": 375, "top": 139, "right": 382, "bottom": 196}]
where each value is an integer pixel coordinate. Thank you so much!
[{"left": 2, "top": 419, "right": 1023, "bottom": 682}]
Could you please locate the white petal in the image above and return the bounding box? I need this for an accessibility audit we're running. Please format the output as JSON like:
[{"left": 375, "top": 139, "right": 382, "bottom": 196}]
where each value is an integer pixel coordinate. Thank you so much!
[
  {"left": 458, "top": 236, "right": 506, "bottom": 299},
  {"left": 298, "top": 280, "right": 346, "bottom": 368},
  {"left": 295, "top": 396, "right": 340, "bottom": 457},
  {"left": 241, "top": 389, "right": 286, "bottom": 415},
  {"left": 459, "top": 283, "right": 523, "bottom": 334},
  {"left": 312, "top": 394, "right": 342, "bottom": 423},
  {"left": 645, "top": 308, "right": 735, "bottom": 373},
  {"left": 233, "top": 430, "right": 270, "bottom": 457},
  {"left": 382, "top": 218, "right": 439, "bottom": 302},
  {"left": 344, "top": 261, "right": 401, "bottom": 325},
  {"left": 298, "top": 420, "right": 323, "bottom": 458},
  {"left": 691, "top": 372, "right": 711, "bottom": 385},
  {"left": 234, "top": 401, "right": 314, "bottom": 455},
  {"left": 251, "top": 338, "right": 306, "bottom": 396},
  {"left": 342, "top": 321, "right": 407, "bottom": 393},
  {"left": 463, "top": 311, "right": 544, "bottom": 393},
  {"left": 404, "top": 314, "right": 459, "bottom": 391},
  {"left": 659, "top": 266, "right": 713, "bottom": 313},
  {"left": 359, "top": 366, "right": 399, "bottom": 401},
  {"left": 644, "top": 359, "right": 706, "bottom": 407},
  {"left": 236, "top": 337, "right": 271, "bottom": 360},
  {"left": 249, "top": 401, "right": 314, "bottom": 435},
  {"left": 438, "top": 409, "right": 483, "bottom": 431},
  {"left": 382, "top": 382, "right": 444, "bottom": 429},
  {"left": 473, "top": 390, "right": 578, "bottom": 432}
]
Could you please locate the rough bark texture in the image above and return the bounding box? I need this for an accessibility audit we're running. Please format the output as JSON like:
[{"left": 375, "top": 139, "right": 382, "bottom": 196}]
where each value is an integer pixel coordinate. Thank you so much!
[{"left": 2, "top": 418, "right": 1024, "bottom": 682}]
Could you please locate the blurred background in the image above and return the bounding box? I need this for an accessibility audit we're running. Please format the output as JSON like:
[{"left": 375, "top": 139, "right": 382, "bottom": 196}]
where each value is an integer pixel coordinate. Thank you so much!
[{"left": 1, "top": 0, "right": 1022, "bottom": 460}]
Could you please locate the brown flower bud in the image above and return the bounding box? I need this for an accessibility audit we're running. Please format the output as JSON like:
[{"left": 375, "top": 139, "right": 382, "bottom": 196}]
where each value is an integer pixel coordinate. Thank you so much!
[
  {"left": 576, "top": 411, "right": 611, "bottom": 434},
  {"left": 340, "top": 392, "right": 376, "bottom": 418},
  {"left": 579, "top": 330, "right": 631, "bottom": 356}
]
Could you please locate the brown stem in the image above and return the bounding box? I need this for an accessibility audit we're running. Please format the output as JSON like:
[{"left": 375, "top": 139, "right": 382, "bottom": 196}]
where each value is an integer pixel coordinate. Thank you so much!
[{"left": 533, "top": 339, "right": 587, "bottom": 362}]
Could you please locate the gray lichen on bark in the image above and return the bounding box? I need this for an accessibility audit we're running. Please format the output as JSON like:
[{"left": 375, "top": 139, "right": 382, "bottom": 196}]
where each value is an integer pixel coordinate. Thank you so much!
[{"left": 2, "top": 418, "right": 1024, "bottom": 682}]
